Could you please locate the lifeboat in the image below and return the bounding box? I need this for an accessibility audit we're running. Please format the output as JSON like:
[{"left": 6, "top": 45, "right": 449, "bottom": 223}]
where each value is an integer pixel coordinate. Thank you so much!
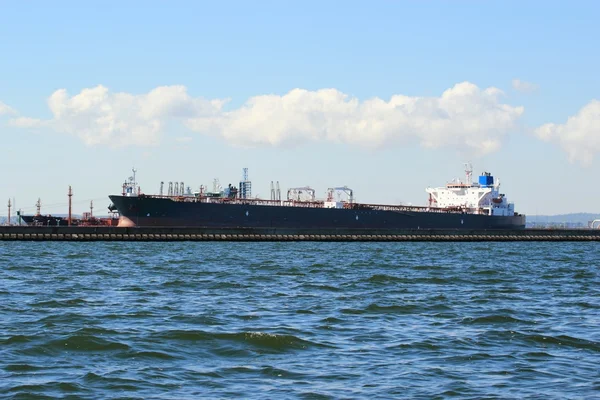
[{"left": 492, "top": 197, "right": 503, "bottom": 204}]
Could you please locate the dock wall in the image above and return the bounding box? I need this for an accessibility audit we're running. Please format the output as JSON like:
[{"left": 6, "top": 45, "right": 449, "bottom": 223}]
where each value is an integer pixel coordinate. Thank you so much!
[{"left": 0, "top": 226, "right": 599, "bottom": 241}]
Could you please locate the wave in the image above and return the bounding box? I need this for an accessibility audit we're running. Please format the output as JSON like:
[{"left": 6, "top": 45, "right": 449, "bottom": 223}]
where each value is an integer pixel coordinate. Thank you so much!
[
  {"left": 82, "top": 372, "right": 141, "bottom": 390},
  {"left": 117, "top": 350, "right": 178, "bottom": 360},
  {"left": 300, "top": 284, "right": 341, "bottom": 292},
  {"left": 295, "top": 309, "right": 316, "bottom": 314},
  {"left": 365, "top": 303, "right": 420, "bottom": 314},
  {"left": 64, "top": 253, "right": 91, "bottom": 259},
  {"left": 151, "top": 329, "right": 328, "bottom": 351},
  {"left": 218, "top": 365, "right": 310, "bottom": 380},
  {"left": 4, "top": 363, "right": 44, "bottom": 372},
  {"left": 385, "top": 339, "right": 442, "bottom": 351},
  {"left": 461, "top": 315, "right": 533, "bottom": 325},
  {"left": 1, "top": 334, "right": 37, "bottom": 344},
  {"left": 565, "top": 301, "right": 600, "bottom": 309},
  {"left": 481, "top": 330, "right": 600, "bottom": 352},
  {"left": 19, "top": 334, "right": 132, "bottom": 354},
  {"left": 365, "top": 274, "right": 405, "bottom": 283},
  {"left": 320, "top": 317, "right": 344, "bottom": 323},
  {"left": 523, "top": 333, "right": 600, "bottom": 351},
  {"left": 7, "top": 381, "right": 85, "bottom": 395},
  {"left": 209, "top": 281, "right": 251, "bottom": 289},
  {"left": 443, "top": 352, "right": 497, "bottom": 362},
  {"left": 341, "top": 302, "right": 441, "bottom": 315},
  {"left": 29, "top": 298, "right": 91, "bottom": 308}
]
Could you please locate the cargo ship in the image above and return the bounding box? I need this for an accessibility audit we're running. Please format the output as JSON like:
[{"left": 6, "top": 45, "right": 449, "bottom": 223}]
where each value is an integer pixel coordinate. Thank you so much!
[
  {"left": 20, "top": 214, "right": 118, "bottom": 227},
  {"left": 108, "top": 166, "right": 525, "bottom": 230},
  {"left": 20, "top": 199, "right": 119, "bottom": 227},
  {"left": 19, "top": 214, "right": 70, "bottom": 226}
]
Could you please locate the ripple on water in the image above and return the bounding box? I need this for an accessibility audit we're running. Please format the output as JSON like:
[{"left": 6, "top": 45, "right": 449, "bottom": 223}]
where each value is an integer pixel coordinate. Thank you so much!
[
  {"left": 4, "top": 364, "right": 43, "bottom": 372},
  {"left": 364, "top": 303, "right": 420, "bottom": 314},
  {"left": 29, "top": 298, "right": 92, "bottom": 308},
  {"left": 365, "top": 274, "right": 406, "bottom": 283},
  {"left": 150, "top": 329, "right": 326, "bottom": 352},
  {"left": 82, "top": 372, "right": 142, "bottom": 391},
  {"left": 2, "top": 335, "right": 38, "bottom": 345},
  {"left": 14, "top": 334, "right": 130, "bottom": 358},
  {"left": 461, "top": 314, "right": 534, "bottom": 325},
  {"left": 7, "top": 381, "right": 87, "bottom": 397},
  {"left": 477, "top": 330, "right": 600, "bottom": 352}
]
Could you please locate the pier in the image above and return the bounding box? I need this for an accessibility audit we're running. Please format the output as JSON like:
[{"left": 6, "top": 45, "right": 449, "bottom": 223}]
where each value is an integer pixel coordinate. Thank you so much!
[{"left": 0, "top": 226, "right": 599, "bottom": 241}]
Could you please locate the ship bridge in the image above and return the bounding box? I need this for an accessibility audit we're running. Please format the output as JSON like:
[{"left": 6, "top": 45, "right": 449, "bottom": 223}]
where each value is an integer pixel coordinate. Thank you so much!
[{"left": 425, "top": 166, "right": 515, "bottom": 216}]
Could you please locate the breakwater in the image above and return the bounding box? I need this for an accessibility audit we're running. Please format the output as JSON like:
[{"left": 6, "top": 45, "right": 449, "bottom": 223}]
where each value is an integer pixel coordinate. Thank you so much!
[{"left": 0, "top": 226, "right": 599, "bottom": 241}]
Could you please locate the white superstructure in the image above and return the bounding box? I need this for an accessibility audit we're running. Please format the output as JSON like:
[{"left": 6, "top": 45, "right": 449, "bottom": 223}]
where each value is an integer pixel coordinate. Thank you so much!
[
  {"left": 425, "top": 164, "right": 515, "bottom": 216},
  {"left": 122, "top": 168, "right": 139, "bottom": 197}
]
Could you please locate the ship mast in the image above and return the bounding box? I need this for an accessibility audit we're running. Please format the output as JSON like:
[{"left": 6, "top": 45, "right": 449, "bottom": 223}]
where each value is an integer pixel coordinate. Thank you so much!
[
  {"left": 68, "top": 186, "right": 73, "bottom": 226},
  {"left": 464, "top": 162, "right": 473, "bottom": 185},
  {"left": 276, "top": 181, "right": 281, "bottom": 201},
  {"left": 132, "top": 168, "right": 137, "bottom": 189},
  {"left": 270, "top": 181, "right": 275, "bottom": 200}
]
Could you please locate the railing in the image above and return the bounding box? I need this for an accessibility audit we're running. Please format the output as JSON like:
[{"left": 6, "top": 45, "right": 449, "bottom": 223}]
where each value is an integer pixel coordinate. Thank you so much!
[{"left": 139, "top": 194, "right": 491, "bottom": 214}]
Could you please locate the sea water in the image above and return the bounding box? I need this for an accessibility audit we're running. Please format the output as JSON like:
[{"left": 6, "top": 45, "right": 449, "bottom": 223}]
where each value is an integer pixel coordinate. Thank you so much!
[{"left": 1, "top": 242, "right": 599, "bottom": 399}]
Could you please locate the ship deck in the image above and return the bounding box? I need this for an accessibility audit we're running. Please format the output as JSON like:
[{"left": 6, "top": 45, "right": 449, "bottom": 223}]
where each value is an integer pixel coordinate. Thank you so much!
[{"left": 137, "top": 194, "right": 494, "bottom": 215}]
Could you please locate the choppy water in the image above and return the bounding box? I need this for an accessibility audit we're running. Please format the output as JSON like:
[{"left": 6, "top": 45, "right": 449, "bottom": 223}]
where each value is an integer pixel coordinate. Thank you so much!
[{"left": 1, "top": 242, "right": 599, "bottom": 399}]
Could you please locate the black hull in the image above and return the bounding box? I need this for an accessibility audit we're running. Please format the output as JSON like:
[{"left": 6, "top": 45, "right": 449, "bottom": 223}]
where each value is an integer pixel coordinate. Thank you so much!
[
  {"left": 20, "top": 215, "right": 118, "bottom": 227},
  {"left": 20, "top": 215, "right": 69, "bottom": 226},
  {"left": 109, "top": 195, "right": 526, "bottom": 230}
]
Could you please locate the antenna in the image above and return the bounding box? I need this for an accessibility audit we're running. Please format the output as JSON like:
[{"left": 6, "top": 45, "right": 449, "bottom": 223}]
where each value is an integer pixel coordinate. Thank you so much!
[
  {"left": 7, "top": 199, "right": 11, "bottom": 225},
  {"left": 132, "top": 167, "right": 137, "bottom": 188},
  {"left": 90, "top": 200, "right": 94, "bottom": 218},
  {"left": 36, "top": 198, "right": 41, "bottom": 216},
  {"left": 239, "top": 168, "right": 251, "bottom": 199},
  {"left": 464, "top": 162, "right": 473, "bottom": 185}
]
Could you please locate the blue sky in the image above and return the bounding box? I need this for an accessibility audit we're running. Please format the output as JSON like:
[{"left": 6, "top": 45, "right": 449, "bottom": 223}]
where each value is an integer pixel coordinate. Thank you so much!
[{"left": 1, "top": 1, "right": 599, "bottom": 216}]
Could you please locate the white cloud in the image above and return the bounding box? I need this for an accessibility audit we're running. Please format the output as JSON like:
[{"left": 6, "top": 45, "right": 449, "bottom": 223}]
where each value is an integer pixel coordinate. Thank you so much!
[
  {"left": 8, "top": 117, "right": 47, "bottom": 128},
  {"left": 15, "top": 85, "right": 223, "bottom": 147},
  {"left": 187, "top": 82, "right": 524, "bottom": 154},
  {"left": 512, "top": 79, "right": 539, "bottom": 93},
  {"left": 12, "top": 82, "right": 524, "bottom": 153},
  {"left": 0, "top": 101, "right": 17, "bottom": 116},
  {"left": 535, "top": 100, "right": 600, "bottom": 165}
]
